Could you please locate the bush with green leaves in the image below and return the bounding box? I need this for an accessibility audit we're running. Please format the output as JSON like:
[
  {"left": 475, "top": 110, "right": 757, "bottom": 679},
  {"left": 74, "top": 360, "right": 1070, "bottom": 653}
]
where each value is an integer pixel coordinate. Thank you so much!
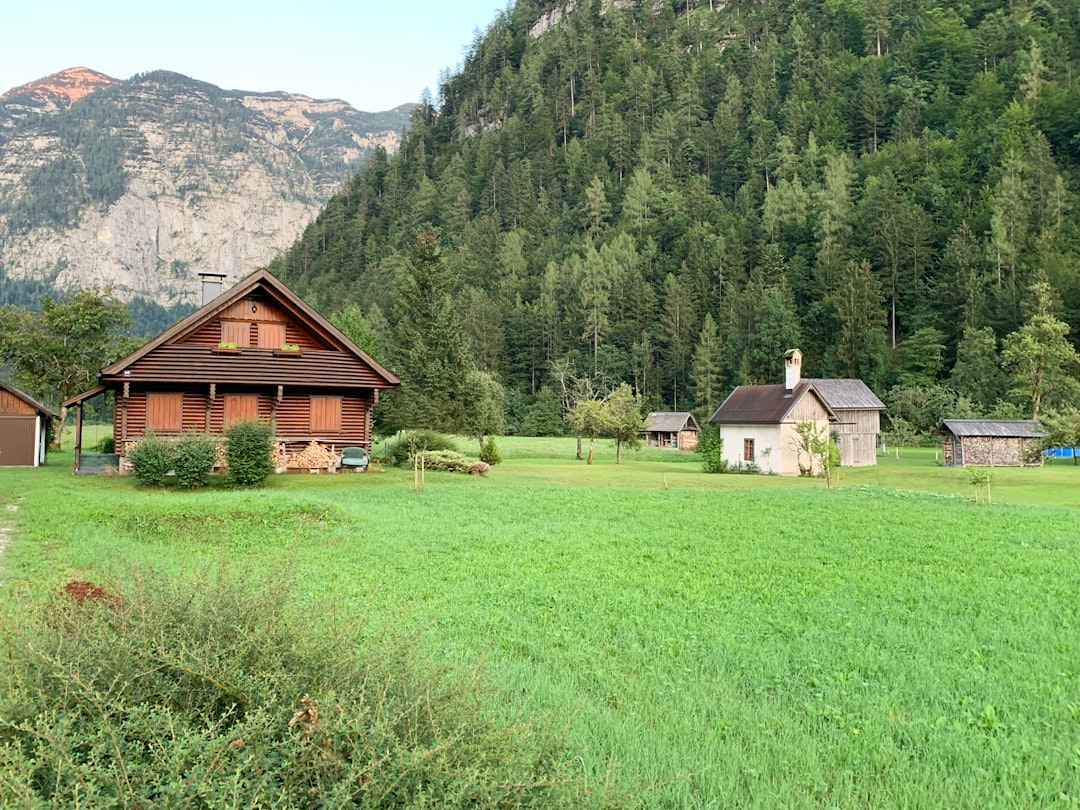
[
  {"left": 172, "top": 431, "right": 218, "bottom": 489},
  {"left": 389, "top": 429, "right": 458, "bottom": 466},
  {"left": 696, "top": 424, "right": 727, "bottom": 473},
  {"left": 416, "top": 449, "right": 488, "bottom": 474},
  {"left": 0, "top": 568, "right": 627, "bottom": 809},
  {"left": 223, "top": 419, "right": 275, "bottom": 487},
  {"left": 126, "top": 431, "right": 174, "bottom": 486},
  {"left": 480, "top": 435, "right": 501, "bottom": 465}
]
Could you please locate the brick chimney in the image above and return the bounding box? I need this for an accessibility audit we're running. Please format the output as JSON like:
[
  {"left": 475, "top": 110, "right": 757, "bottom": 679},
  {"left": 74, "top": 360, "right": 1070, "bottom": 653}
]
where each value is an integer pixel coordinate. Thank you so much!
[
  {"left": 198, "top": 272, "right": 227, "bottom": 306},
  {"left": 784, "top": 348, "right": 802, "bottom": 391}
]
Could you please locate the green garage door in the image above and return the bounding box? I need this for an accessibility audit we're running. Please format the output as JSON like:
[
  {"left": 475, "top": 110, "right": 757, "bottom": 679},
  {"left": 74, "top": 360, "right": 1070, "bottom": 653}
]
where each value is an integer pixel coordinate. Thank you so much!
[{"left": 0, "top": 415, "right": 37, "bottom": 466}]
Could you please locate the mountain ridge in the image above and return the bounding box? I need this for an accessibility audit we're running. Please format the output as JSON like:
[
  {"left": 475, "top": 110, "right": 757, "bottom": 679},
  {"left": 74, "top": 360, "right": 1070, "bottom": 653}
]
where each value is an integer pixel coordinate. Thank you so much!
[{"left": 0, "top": 68, "right": 413, "bottom": 306}]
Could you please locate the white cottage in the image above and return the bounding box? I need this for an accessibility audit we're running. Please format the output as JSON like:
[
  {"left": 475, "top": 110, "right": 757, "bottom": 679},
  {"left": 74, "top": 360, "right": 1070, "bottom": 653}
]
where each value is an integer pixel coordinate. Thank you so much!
[{"left": 707, "top": 351, "right": 836, "bottom": 475}]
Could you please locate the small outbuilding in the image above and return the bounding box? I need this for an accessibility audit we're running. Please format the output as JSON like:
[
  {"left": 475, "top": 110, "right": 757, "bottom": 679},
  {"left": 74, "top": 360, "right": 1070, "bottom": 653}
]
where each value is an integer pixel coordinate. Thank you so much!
[
  {"left": 803, "top": 377, "right": 885, "bottom": 467},
  {"left": 642, "top": 412, "right": 701, "bottom": 450},
  {"left": 936, "top": 419, "right": 1044, "bottom": 467},
  {"left": 0, "top": 381, "right": 56, "bottom": 467}
]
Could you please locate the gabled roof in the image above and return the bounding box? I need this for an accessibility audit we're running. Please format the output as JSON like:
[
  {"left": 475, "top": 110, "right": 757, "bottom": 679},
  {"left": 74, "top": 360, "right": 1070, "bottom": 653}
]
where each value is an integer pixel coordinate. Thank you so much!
[
  {"left": 936, "top": 419, "right": 1043, "bottom": 439},
  {"left": 0, "top": 380, "right": 57, "bottom": 418},
  {"left": 97, "top": 269, "right": 398, "bottom": 385},
  {"left": 642, "top": 412, "right": 700, "bottom": 433},
  {"left": 708, "top": 382, "right": 837, "bottom": 425},
  {"left": 803, "top": 378, "right": 885, "bottom": 410}
]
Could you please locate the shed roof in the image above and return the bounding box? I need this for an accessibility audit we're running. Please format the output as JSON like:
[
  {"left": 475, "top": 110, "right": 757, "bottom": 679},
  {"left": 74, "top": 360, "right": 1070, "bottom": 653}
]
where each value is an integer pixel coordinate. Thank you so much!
[
  {"left": 936, "top": 419, "right": 1043, "bottom": 438},
  {"left": 803, "top": 378, "right": 885, "bottom": 410},
  {"left": 708, "top": 382, "right": 836, "bottom": 424},
  {"left": 643, "top": 412, "right": 700, "bottom": 433},
  {"left": 0, "top": 380, "right": 58, "bottom": 418}
]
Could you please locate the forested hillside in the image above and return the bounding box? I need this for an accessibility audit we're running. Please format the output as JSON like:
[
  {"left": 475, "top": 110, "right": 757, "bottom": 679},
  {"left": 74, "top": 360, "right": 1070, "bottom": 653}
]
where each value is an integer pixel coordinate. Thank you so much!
[{"left": 268, "top": 0, "right": 1080, "bottom": 437}]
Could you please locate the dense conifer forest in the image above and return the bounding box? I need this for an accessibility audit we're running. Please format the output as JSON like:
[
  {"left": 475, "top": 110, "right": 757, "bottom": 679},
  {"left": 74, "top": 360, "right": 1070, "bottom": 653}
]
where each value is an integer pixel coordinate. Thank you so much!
[{"left": 268, "top": 0, "right": 1080, "bottom": 438}]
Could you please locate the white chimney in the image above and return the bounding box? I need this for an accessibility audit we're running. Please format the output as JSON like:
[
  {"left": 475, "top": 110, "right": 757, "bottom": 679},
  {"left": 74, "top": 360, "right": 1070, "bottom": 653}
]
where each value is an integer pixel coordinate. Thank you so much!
[
  {"left": 198, "top": 272, "right": 227, "bottom": 306},
  {"left": 784, "top": 348, "right": 802, "bottom": 391}
]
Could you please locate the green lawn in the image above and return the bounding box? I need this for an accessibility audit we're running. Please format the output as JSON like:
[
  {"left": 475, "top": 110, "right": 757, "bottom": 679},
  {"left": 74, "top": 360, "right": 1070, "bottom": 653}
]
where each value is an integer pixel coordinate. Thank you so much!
[{"left": 3, "top": 437, "right": 1080, "bottom": 808}]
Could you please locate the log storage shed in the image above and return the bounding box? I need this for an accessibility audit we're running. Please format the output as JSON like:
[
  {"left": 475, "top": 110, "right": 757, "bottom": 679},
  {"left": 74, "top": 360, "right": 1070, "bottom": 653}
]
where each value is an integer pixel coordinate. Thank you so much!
[
  {"left": 0, "top": 381, "right": 56, "bottom": 467},
  {"left": 937, "top": 419, "right": 1044, "bottom": 467}
]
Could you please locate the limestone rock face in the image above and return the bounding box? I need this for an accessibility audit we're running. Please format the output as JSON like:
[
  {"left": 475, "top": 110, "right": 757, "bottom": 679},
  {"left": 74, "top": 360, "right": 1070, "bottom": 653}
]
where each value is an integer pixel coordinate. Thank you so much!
[{"left": 0, "top": 68, "right": 411, "bottom": 305}]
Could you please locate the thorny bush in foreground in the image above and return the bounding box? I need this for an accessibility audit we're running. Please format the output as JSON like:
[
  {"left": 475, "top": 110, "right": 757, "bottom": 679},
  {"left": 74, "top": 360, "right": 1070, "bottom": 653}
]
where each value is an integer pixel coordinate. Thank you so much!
[{"left": 0, "top": 567, "right": 631, "bottom": 809}]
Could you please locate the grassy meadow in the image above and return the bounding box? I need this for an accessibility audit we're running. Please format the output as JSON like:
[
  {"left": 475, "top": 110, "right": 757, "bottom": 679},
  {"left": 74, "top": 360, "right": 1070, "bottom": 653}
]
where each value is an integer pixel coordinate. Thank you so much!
[{"left": 2, "top": 434, "right": 1080, "bottom": 808}]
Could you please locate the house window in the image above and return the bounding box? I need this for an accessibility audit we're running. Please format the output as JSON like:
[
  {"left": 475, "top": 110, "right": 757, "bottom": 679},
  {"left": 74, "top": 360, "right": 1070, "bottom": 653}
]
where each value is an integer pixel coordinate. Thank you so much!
[
  {"left": 224, "top": 394, "right": 260, "bottom": 426},
  {"left": 146, "top": 393, "right": 182, "bottom": 431},
  {"left": 257, "top": 322, "right": 286, "bottom": 348},
  {"left": 310, "top": 396, "right": 342, "bottom": 432},
  {"left": 743, "top": 438, "right": 755, "bottom": 461},
  {"left": 221, "top": 321, "right": 251, "bottom": 347}
]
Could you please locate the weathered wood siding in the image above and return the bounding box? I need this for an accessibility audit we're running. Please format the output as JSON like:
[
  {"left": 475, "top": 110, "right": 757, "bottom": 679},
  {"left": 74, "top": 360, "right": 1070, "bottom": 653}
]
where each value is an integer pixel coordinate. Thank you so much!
[{"left": 831, "top": 408, "right": 880, "bottom": 466}]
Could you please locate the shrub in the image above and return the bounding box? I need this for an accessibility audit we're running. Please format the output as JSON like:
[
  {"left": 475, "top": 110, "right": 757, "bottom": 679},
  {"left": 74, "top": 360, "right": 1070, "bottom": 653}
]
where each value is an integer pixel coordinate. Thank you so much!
[
  {"left": 126, "top": 431, "right": 174, "bottom": 487},
  {"left": 223, "top": 419, "right": 275, "bottom": 487},
  {"left": 172, "top": 431, "right": 218, "bottom": 489},
  {"left": 96, "top": 434, "right": 115, "bottom": 454},
  {"left": 480, "top": 435, "right": 502, "bottom": 465},
  {"left": 696, "top": 424, "right": 727, "bottom": 473},
  {"left": 389, "top": 429, "right": 458, "bottom": 466},
  {"left": 416, "top": 449, "right": 477, "bottom": 473},
  {"left": 0, "top": 568, "right": 628, "bottom": 809}
]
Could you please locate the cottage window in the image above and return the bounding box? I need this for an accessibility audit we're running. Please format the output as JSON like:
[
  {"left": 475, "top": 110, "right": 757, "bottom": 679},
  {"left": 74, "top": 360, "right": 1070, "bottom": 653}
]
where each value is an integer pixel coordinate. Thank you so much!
[
  {"left": 257, "top": 322, "right": 286, "bottom": 348},
  {"left": 310, "top": 396, "right": 342, "bottom": 432},
  {"left": 224, "top": 394, "right": 260, "bottom": 426},
  {"left": 146, "top": 393, "right": 182, "bottom": 432},
  {"left": 743, "top": 438, "right": 755, "bottom": 461},
  {"left": 220, "top": 321, "right": 251, "bottom": 347}
]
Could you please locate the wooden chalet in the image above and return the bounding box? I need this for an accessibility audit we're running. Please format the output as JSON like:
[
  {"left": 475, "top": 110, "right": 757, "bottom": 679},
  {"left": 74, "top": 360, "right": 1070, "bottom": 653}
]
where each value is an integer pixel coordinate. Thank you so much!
[
  {"left": 803, "top": 378, "right": 885, "bottom": 466},
  {"left": 708, "top": 351, "right": 837, "bottom": 475},
  {"left": 936, "top": 419, "right": 1044, "bottom": 467},
  {"left": 0, "top": 381, "right": 56, "bottom": 467},
  {"left": 64, "top": 270, "right": 399, "bottom": 474},
  {"left": 642, "top": 412, "right": 701, "bottom": 450}
]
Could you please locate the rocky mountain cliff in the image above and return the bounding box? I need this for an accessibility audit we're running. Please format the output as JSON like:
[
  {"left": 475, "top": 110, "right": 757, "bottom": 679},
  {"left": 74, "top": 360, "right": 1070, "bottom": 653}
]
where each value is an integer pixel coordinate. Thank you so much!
[{"left": 0, "top": 68, "right": 412, "bottom": 306}]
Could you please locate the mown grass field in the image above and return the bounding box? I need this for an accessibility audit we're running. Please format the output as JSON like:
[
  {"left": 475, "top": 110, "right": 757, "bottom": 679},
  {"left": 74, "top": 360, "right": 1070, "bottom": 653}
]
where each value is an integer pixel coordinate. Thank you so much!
[{"left": 3, "top": 435, "right": 1080, "bottom": 808}]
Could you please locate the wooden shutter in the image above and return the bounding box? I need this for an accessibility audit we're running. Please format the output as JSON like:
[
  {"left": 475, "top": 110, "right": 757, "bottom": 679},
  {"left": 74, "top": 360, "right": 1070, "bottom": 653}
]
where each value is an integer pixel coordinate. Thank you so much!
[
  {"left": 220, "top": 321, "right": 251, "bottom": 347},
  {"left": 224, "top": 394, "right": 260, "bottom": 426},
  {"left": 258, "top": 323, "right": 286, "bottom": 348},
  {"left": 743, "top": 438, "right": 755, "bottom": 461},
  {"left": 310, "top": 396, "right": 342, "bottom": 432},
  {"left": 147, "top": 393, "right": 182, "bottom": 431}
]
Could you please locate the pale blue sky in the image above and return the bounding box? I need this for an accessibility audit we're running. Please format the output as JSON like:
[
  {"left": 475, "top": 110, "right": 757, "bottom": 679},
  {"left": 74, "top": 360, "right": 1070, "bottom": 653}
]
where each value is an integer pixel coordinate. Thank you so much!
[{"left": 2, "top": 0, "right": 507, "bottom": 111}]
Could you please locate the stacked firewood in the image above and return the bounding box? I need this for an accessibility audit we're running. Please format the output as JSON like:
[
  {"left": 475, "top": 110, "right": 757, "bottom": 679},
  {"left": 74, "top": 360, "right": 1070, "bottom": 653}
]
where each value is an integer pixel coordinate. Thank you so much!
[{"left": 283, "top": 441, "right": 340, "bottom": 469}]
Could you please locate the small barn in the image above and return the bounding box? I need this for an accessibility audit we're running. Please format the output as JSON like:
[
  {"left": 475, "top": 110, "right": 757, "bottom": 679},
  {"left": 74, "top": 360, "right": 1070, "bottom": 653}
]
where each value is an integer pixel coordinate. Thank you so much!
[
  {"left": 936, "top": 419, "right": 1044, "bottom": 467},
  {"left": 0, "top": 382, "right": 56, "bottom": 467},
  {"left": 642, "top": 412, "right": 700, "bottom": 450},
  {"left": 803, "top": 377, "right": 885, "bottom": 466},
  {"left": 708, "top": 351, "right": 836, "bottom": 476},
  {"left": 64, "top": 270, "right": 400, "bottom": 474}
]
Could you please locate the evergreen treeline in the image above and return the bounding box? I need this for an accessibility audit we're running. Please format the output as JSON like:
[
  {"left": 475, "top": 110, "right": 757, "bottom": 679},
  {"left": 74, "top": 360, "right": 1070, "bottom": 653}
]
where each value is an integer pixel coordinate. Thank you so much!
[{"left": 268, "top": 0, "right": 1080, "bottom": 436}]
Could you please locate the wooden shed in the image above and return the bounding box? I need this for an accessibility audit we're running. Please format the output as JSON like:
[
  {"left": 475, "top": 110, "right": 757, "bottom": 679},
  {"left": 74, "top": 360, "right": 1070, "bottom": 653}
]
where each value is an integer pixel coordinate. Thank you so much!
[
  {"left": 937, "top": 419, "right": 1044, "bottom": 467},
  {"left": 803, "top": 378, "right": 885, "bottom": 466},
  {"left": 0, "top": 381, "right": 56, "bottom": 467},
  {"left": 642, "top": 412, "right": 700, "bottom": 450},
  {"left": 64, "top": 270, "right": 399, "bottom": 474}
]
